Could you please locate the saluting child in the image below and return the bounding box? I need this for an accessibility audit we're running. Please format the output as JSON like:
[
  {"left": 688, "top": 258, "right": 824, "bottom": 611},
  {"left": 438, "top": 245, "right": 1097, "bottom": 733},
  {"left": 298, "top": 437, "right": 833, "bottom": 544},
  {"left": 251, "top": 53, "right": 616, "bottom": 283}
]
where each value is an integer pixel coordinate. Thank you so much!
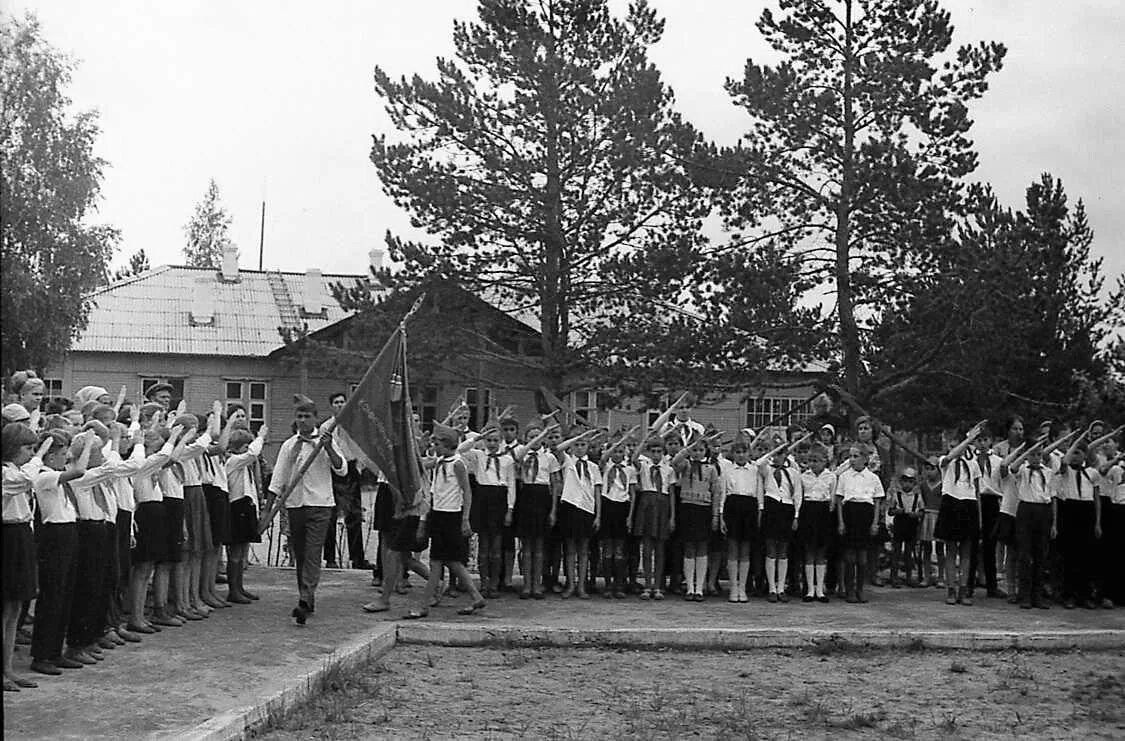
[
  {"left": 1002, "top": 436, "right": 1056, "bottom": 609},
  {"left": 720, "top": 441, "right": 763, "bottom": 603},
  {"left": 512, "top": 420, "right": 560, "bottom": 599},
  {"left": 759, "top": 433, "right": 807, "bottom": 604},
  {"left": 463, "top": 418, "right": 515, "bottom": 599},
  {"left": 935, "top": 422, "right": 987, "bottom": 606},
  {"left": 630, "top": 437, "right": 676, "bottom": 601},
  {"left": 672, "top": 437, "right": 722, "bottom": 602},
  {"left": 552, "top": 428, "right": 602, "bottom": 599},
  {"left": 406, "top": 422, "right": 484, "bottom": 618},
  {"left": 599, "top": 431, "right": 637, "bottom": 598},
  {"left": 1053, "top": 427, "right": 1101, "bottom": 610},
  {"left": 3, "top": 424, "right": 51, "bottom": 691},
  {"left": 798, "top": 444, "right": 836, "bottom": 602},
  {"left": 225, "top": 425, "right": 267, "bottom": 603}
]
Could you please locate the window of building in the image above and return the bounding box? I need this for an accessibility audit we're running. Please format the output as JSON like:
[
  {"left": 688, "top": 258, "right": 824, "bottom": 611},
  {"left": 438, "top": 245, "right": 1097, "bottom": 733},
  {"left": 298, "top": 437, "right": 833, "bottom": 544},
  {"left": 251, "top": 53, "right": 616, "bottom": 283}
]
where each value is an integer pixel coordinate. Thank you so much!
[
  {"left": 43, "top": 378, "right": 64, "bottom": 401},
  {"left": 465, "top": 387, "right": 492, "bottom": 431},
  {"left": 419, "top": 385, "right": 438, "bottom": 432},
  {"left": 744, "top": 396, "right": 813, "bottom": 430},
  {"left": 645, "top": 393, "right": 671, "bottom": 431},
  {"left": 569, "top": 390, "right": 604, "bottom": 427},
  {"left": 141, "top": 377, "right": 186, "bottom": 408},
  {"left": 224, "top": 380, "right": 268, "bottom": 433}
]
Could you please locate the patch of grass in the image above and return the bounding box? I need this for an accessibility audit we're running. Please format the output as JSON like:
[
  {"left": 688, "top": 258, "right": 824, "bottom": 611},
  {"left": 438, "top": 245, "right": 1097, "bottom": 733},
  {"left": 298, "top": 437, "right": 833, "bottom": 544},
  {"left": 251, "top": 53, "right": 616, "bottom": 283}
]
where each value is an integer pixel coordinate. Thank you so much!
[
  {"left": 425, "top": 651, "right": 438, "bottom": 668},
  {"left": 935, "top": 713, "right": 959, "bottom": 734},
  {"left": 803, "top": 700, "right": 831, "bottom": 726},
  {"left": 789, "top": 689, "right": 813, "bottom": 706},
  {"left": 837, "top": 711, "right": 884, "bottom": 731},
  {"left": 1001, "top": 660, "right": 1035, "bottom": 681}
]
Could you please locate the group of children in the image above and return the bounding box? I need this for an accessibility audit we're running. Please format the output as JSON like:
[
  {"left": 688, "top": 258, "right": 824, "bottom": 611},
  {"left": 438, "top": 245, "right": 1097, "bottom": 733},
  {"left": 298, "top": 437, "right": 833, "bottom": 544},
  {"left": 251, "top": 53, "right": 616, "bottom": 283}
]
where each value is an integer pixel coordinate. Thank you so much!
[
  {"left": 367, "top": 394, "right": 1124, "bottom": 619},
  {"left": 2, "top": 372, "right": 268, "bottom": 692}
]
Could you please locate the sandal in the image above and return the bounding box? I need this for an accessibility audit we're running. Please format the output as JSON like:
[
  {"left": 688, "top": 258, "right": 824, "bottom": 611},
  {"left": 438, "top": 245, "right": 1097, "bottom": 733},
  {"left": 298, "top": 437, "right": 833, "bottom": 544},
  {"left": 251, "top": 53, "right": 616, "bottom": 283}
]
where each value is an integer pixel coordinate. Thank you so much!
[
  {"left": 3, "top": 679, "right": 19, "bottom": 692},
  {"left": 402, "top": 609, "right": 429, "bottom": 620},
  {"left": 13, "top": 676, "right": 38, "bottom": 689},
  {"left": 362, "top": 602, "right": 390, "bottom": 613},
  {"left": 457, "top": 601, "right": 486, "bottom": 616}
]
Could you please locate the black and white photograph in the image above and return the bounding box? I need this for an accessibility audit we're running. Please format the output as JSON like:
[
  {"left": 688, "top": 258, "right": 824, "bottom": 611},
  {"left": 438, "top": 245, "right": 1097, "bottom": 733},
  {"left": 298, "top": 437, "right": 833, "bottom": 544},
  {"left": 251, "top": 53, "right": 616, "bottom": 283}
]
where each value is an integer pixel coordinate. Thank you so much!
[{"left": 2, "top": 0, "right": 1123, "bottom": 738}]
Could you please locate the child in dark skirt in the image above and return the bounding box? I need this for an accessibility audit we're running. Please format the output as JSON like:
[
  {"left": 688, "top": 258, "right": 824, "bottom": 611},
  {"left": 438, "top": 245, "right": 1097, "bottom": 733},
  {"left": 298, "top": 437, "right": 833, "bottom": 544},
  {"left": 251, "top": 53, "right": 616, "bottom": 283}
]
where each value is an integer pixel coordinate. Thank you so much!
[
  {"left": 630, "top": 437, "right": 677, "bottom": 600},
  {"left": 758, "top": 433, "right": 809, "bottom": 603},
  {"left": 553, "top": 429, "right": 603, "bottom": 599},
  {"left": 835, "top": 443, "right": 885, "bottom": 603},
  {"left": 406, "top": 422, "right": 485, "bottom": 618},
  {"left": 512, "top": 421, "right": 560, "bottom": 599},
  {"left": 935, "top": 422, "right": 987, "bottom": 606},
  {"left": 672, "top": 437, "right": 722, "bottom": 602},
  {"left": 225, "top": 426, "right": 268, "bottom": 603},
  {"left": 463, "top": 420, "right": 515, "bottom": 599},
  {"left": 599, "top": 432, "right": 637, "bottom": 598},
  {"left": 798, "top": 444, "right": 836, "bottom": 602},
  {"left": 3, "top": 424, "right": 51, "bottom": 691},
  {"left": 888, "top": 467, "right": 922, "bottom": 588}
]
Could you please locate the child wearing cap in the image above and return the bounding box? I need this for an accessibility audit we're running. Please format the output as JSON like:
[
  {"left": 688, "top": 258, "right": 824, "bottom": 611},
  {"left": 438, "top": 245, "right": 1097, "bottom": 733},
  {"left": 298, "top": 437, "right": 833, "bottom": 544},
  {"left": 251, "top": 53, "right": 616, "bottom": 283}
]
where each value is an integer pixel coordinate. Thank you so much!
[
  {"left": 917, "top": 456, "right": 944, "bottom": 587},
  {"left": 887, "top": 467, "right": 922, "bottom": 588}
]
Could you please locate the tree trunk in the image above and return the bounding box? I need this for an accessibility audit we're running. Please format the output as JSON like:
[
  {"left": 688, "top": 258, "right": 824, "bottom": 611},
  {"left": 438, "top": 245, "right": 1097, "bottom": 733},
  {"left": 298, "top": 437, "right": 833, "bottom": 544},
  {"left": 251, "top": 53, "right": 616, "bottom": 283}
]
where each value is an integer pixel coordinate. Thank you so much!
[
  {"left": 837, "top": 0, "right": 862, "bottom": 396},
  {"left": 540, "top": 13, "right": 567, "bottom": 394}
]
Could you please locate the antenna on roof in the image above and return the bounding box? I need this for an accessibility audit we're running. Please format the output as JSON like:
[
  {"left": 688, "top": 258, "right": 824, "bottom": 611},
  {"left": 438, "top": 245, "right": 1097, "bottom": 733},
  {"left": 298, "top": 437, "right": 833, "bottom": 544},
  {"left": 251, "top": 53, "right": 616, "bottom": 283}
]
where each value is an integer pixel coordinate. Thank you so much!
[{"left": 257, "top": 200, "right": 266, "bottom": 271}]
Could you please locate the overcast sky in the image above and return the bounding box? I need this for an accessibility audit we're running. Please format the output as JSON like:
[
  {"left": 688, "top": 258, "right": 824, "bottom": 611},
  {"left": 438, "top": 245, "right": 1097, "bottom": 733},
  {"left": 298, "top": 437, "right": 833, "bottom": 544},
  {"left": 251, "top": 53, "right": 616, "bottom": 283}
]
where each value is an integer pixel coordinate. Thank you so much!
[{"left": 11, "top": 0, "right": 1124, "bottom": 282}]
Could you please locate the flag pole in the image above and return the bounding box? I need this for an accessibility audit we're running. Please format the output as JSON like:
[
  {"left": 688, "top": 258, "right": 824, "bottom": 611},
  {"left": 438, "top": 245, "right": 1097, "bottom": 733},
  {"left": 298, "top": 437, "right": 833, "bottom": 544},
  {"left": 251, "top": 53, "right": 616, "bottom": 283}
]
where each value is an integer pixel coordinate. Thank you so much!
[{"left": 257, "top": 293, "right": 427, "bottom": 533}]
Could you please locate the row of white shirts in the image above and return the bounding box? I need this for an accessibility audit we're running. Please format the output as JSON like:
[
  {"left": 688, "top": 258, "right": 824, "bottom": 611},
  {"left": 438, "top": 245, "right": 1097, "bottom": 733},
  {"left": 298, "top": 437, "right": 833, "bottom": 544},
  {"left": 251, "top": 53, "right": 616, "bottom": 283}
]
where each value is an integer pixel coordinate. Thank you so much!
[{"left": 2, "top": 430, "right": 264, "bottom": 525}]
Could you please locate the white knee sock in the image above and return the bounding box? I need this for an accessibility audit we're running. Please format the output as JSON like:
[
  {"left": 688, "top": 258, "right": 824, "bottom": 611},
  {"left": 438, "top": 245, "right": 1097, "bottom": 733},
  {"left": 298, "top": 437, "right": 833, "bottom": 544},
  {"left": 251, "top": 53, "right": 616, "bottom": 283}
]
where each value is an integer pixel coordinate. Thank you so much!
[
  {"left": 683, "top": 556, "right": 695, "bottom": 595},
  {"left": 765, "top": 556, "right": 777, "bottom": 594},
  {"left": 815, "top": 562, "right": 827, "bottom": 597},
  {"left": 695, "top": 555, "right": 708, "bottom": 593},
  {"left": 736, "top": 560, "right": 747, "bottom": 599},
  {"left": 778, "top": 558, "right": 789, "bottom": 594},
  {"left": 804, "top": 563, "right": 816, "bottom": 597}
]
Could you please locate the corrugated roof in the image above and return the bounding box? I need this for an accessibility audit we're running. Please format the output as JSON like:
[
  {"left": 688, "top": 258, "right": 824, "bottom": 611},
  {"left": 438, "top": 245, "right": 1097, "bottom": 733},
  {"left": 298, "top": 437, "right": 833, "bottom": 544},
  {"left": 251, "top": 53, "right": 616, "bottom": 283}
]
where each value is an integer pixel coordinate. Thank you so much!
[{"left": 76, "top": 265, "right": 366, "bottom": 356}]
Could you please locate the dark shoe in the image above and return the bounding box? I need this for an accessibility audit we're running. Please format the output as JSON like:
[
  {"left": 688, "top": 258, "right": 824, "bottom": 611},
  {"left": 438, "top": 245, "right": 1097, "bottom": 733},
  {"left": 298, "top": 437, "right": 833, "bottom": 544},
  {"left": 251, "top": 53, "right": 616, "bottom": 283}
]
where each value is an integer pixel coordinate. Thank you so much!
[
  {"left": 987, "top": 588, "right": 1007, "bottom": 599},
  {"left": 96, "top": 636, "right": 117, "bottom": 650},
  {"left": 30, "top": 660, "right": 61, "bottom": 676},
  {"left": 325, "top": 561, "right": 339, "bottom": 569},
  {"left": 802, "top": 594, "right": 815, "bottom": 603},
  {"left": 1101, "top": 599, "right": 1116, "bottom": 610},
  {"left": 945, "top": 589, "right": 958, "bottom": 606},
  {"left": 117, "top": 628, "right": 142, "bottom": 643},
  {"left": 1063, "top": 599, "right": 1076, "bottom": 610},
  {"left": 53, "top": 656, "right": 84, "bottom": 669},
  {"left": 226, "top": 592, "right": 252, "bottom": 605},
  {"left": 519, "top": 591, "right": 531, "bottom": 600},
  {"left": 1019, "top": 600, "right": 1033, "bottom": 610},
  {"left": 178, "top": 608, "right": 205, "bottom": 621},
  {"left": 126, "top": 622, "right": 156, "bottom": 635},
  {"left": 767, "top": 592, "right": 778, "bottom": 603},
  {"left": 151, "top": 612, "right": 183, "bottom": 628},
  {"left": 352, "top": 561, "right": 375, "bottom": 570},
  {"left": 12, "top": 676, "right": 38, "bottom": 688},
  {"left": 817, "top": 595, "right": 830, "bottom": 604},
  {"left": 532, "top": 591, "right": 546, "bottom": 600},
  {"left": 65, "top": 649, "right": 96, "bottom": 665},
  {"left": 1081, "top": 600, "right": 1097, "bottom": 610},
  {"left": 961, "top": 593, "right": 974, "bottom": 606},
  {"left": 777, "top": 592, "right": 789, "bottom": 604},
  {"left": 292, "top": 604, "right": 307, "bottom": 625},
  {"left": 242, "top": 588, "right": 260, "bottom": 601}
]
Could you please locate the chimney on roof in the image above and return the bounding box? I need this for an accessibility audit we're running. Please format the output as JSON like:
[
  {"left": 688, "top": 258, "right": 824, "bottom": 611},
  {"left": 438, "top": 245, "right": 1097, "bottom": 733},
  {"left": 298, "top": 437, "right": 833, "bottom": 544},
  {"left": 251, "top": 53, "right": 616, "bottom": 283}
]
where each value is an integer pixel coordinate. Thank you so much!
[
  {"left": 303, "top": 268, "right": 323, "bottom": 315},
  {"left": 190, "top": 277, "right": 216, "bottom": 326},
  {"left": 220, "top": 246, "right": 239, "bottom": 282},
  {"left": 369, "top": 248, "right": 384, "bottom": 275}
]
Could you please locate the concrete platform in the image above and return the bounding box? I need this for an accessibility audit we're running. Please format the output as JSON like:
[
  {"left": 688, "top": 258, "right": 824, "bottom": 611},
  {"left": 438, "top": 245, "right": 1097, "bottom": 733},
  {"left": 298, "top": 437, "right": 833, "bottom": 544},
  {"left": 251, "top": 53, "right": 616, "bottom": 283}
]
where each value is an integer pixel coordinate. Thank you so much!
[{"left": 4, "top": 566, "right": 1123, "bottom": 740}]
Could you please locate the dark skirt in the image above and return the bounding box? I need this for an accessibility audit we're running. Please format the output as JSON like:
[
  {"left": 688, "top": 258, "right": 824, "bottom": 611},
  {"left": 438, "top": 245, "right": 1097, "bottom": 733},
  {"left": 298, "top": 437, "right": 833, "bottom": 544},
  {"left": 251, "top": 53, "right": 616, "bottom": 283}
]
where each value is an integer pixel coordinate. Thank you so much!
[
  {"left": 557, "top": 500, "right": 595, "bottom": 540},
  {"left": 132, "top": 501, "right": 169, "bottom": 563},
  {"left": 470, "top": 482, "right": 508, "bottom": 535},
  {"left": 599, "top": 498, "right": 630, "bottom": 539},
  {"left": 934, "top": 495, "right": 980, "bottom": 543},
  {"left": 163, "top": 498, "right": 185, "bottom": 563},
  {"left": 761, "top": 497, "right": 795, "bottom": 543},
  {"left": 229, "top": 497, "right": 262, "bottom": 544},
  {"left": 994, "top": 512, "right": 1016, "bottom": 545},
  {"left": 2, "top": 522, "right": 37, "bottom": 601},
  {"left": 797, "top": 500, "right": 833, "bottom": 551},
  {"left": 204, "top": 484, "right": 232, "bottom": 546},
  {"left": 387, "top": 516, "right": 425, "bottom": 553},
  {"left": 723, "top": 496, "right": 759, "bottom": 542},
  {"left": 677, "top": 501, "right": 713, "bottom": 543},
  {"left": 633, "top": 491, "right": 671, "bottom": 540},
  {"left": 428, "top": 510, "right": 468, "bottom": 564},
  {"left": 892, "top": 513, "right": 920, "bottom": 543},
  {"left": 841, "top": 501, "right": 874, "bottom": 550},
  {"left": 514, "top": 483, "right": 552, "bottom": 538},
  {"left": 183, "top": 484, "right": 212, "bottom": 553},
  {"left": 372, "top": 482, "right": 395, "bottom": 531}
]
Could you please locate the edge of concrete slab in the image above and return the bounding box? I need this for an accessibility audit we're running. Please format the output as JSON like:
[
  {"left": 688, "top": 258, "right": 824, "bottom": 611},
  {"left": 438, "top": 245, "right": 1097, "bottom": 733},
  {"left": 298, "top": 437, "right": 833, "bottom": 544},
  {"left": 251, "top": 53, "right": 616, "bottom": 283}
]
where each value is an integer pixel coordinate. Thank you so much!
[
  {"left": 174, "top": 622, "right": 397, "bottom": 741},
  {"left": 396, "top": 623, "right": 1125, "bottom": 652}
]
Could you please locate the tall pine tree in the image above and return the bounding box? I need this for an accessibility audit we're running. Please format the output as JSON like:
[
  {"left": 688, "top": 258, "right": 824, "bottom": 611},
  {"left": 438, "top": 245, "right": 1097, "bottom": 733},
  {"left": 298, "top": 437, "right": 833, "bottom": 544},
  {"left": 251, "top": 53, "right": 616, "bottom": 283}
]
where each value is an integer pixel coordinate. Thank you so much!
[
  {"left": 713, "top": 0, "right": 1006, "bottom": 395},
  {"left": 369, "top": 0, "right": 708, "bottom": 392}
]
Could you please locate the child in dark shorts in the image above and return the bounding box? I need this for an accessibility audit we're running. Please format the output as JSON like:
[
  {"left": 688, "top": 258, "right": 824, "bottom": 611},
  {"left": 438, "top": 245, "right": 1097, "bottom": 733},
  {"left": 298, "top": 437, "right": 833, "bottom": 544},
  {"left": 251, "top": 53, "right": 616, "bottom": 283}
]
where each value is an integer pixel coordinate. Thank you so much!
[{"left": 888, "top": 467, "right": 923, "bottom": 588}]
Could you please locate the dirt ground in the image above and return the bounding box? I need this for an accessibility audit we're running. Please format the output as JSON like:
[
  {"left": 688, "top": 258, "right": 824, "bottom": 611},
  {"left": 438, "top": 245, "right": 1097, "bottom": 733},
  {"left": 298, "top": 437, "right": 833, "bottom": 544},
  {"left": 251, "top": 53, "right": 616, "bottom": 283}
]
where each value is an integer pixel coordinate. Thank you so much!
[{"left": 258, "top": 644, "right": 1125, "bottom": 740}]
